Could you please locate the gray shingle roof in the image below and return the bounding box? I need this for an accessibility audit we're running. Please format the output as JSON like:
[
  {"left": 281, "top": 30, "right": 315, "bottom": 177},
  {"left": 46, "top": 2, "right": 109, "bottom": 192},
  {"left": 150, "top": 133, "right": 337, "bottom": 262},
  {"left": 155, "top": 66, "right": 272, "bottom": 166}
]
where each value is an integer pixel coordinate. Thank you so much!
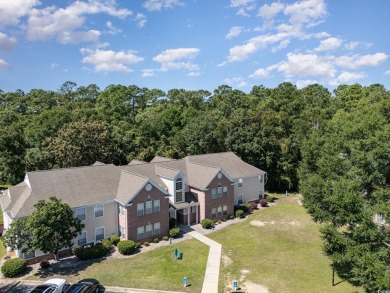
[
  {"left": 150, "top": 156, "right": 175, "bottom": 163},
  {"left": 116, "top": 171, "right": 149, "bottom": 205}
]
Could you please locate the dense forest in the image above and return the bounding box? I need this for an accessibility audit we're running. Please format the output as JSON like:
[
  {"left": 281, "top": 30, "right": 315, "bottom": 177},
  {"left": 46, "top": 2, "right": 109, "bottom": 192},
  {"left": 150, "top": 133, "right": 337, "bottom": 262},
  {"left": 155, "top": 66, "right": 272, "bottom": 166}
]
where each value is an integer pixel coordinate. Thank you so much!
[{"left": 1, "top": 81, "right": 389, "bottom": 289}]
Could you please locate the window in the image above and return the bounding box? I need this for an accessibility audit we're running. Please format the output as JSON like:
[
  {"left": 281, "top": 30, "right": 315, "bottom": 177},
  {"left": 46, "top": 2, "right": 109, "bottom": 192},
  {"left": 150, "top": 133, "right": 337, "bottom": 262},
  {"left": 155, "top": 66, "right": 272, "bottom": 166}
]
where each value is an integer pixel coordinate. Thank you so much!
[
  {"left": 176, "top": 178, "right": 183, "bottom": 190},
  {"left": 145, "top": 199, "right": 153, "bottom": 214},
  {"left": 238, "top": 195, "right": 243, "bottom": 205},
  {"left": 154, "top": 222, "right": 161, "bottom": 235},
  {"left": 75, "top": 207, "right": 86, "bottom": 221},
  {"left": 217, "top": 206, "right": 223, "bottom": 217},
  {"left": 94, "top": 204, "right": 103, "bottom": 217},
  {"left": 137, "top": 226, "right": 145, "bottom": 240},
  {"left": 176, "top": 191, "right": 183, "bottom": 202},
  {"left": 238, "top": 178, "right": 243, "bottom": 187},
  {"left": 120, "top": 205, "right": 125, "bottom": 216},
  {"left": 223, "top": 186, "right": 228, "bottom": 197},
  {"left": 95, "top": 227, "right": 104, "bottom": 241},
  {"left": 176, "top": 178, "right": 183, "bottom": 202},
  {"left": 137, "top": 203, "right": 144, "bottom": 216},
  {"left": 120, "top": 226, "right": 126, "bottom": 238},
  {"left": 77, "top": 231, "right": 87, "bottom": 246},
  {"left": 211, "top": 208, "right": 216, "bottom": 219},
  {"left": 154, "top": 199, "right": 160, "bottom": 213},
  {"left": 223, "top": 205, "right": 228, "bottom": 216},
  {"left": 376, "top": 214, "right": 384, "bottom": 224},
  {"left": 259, "top": 174, "right": 264, "bottom": 184},
  {"left": 146, "top": 224, "right": 153, "bottom": 237},
  {"left": 23, "top": 251, "right": 35, "bottom": 259},
  {"left": 211, "top": 188, "right": 217, "bottom": 200},
  {"left": 217, "top": 185, "right": 222, "bottom": 198}
]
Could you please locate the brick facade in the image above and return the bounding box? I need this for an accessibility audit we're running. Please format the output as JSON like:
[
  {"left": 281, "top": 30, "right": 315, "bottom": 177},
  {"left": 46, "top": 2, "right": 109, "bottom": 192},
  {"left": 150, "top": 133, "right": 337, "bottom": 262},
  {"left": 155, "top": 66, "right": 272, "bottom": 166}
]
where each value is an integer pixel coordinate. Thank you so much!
[{"left": 125, "top": 185, "right": 170, "bottom": 243}]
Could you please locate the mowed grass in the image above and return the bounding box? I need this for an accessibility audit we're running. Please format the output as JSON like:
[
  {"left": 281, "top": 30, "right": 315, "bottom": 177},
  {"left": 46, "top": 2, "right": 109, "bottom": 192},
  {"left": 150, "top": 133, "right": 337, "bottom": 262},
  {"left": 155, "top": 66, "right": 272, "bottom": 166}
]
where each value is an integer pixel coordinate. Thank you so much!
[
  {"left": 210, "top": 194, "right": 363, "bottom": 293},
  {"left": 63, "top": 239, "right": 208, "bottom": 293},
  {"left": 0, "top": 208, "right": 5, "bottom": 258}
]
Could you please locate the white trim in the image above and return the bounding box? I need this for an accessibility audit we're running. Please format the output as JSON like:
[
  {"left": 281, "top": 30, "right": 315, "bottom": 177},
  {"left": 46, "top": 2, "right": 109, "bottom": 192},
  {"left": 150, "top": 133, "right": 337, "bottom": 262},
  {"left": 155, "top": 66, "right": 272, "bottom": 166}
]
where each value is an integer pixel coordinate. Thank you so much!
[
  {"left": 94, "top": 204, "right": 104, "bottom": 218},
  {"left": 75, "top": 207, "right": 86, "bottom": 221},
  {"left": 95, "top": 226, "right": 105, "bottom": 241},
  {"left": 77, "top": 230, "right": 87, "bottom": 246}
]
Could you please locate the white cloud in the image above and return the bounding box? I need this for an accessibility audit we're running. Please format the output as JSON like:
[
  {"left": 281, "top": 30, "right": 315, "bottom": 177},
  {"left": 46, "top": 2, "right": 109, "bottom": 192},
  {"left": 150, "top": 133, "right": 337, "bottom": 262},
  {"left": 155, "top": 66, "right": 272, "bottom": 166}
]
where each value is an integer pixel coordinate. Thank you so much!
[
  {"left": 80, "top": 48, "right": 144, "bottom": 73},
  {"left": 258, "top": 2, "right": 284, "bottom": 19},
  {"left": 329, "top": 71, "right": 366, "bottom": 86},
  {"left": 0, "top": 33, "right": 17, "bottom": 50},
  {"left": 385, "top": 70, "right": 390, "bottom": 75},
  {"left": 27, "top": 1, "right": 132, "bottom": 43},
  {"left": 276, "top": 53, "right": 336, "bottom": 79},
  {"left": 249, "top": 68, "right": 270, "bottom": 79},
  {"left": 225, "top": 27, "right": 244, "bottom": 40},
  {"left": 106, "top": 21, "right": 121, "bottom": 35},
  {"left": 153, "top": 48, "right": 200, "bottom": 72},
  {"left": 296, "top": 79, "right": 317, "bottom": 89},
  {"left": 0, "top": 58, "right": 11, "bottom": 69},
  {"left": 142, "top": 69, "right": 156, "bottom": 77},
  {"left": 0, "top": 0, "right": 40, "bottom": 26},
  {"left": 284, "top": 0, "right": 327, "bottom": 26},
  {"left": 134, "top": 13, "right": 147, "bottom": 28},
  {"left": 143, "top": 0, "right": 184, "bottom": 12},
  {"left": 315, "top": 37, "right": 342, "bottom": 52},
  {"left": 272, "top": 39, "right": 290, "bottom": 52},
  {"left": 230, "top": 0, "right": 256, "bottom": 16},
  {"left": 335, "top": 53, "right": 388, "bottom": 69}
]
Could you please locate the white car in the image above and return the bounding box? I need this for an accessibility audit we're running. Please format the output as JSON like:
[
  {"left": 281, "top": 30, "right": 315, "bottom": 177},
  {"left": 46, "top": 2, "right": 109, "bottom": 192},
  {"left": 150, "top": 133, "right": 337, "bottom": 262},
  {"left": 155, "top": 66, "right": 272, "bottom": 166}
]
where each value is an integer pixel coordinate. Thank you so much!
[{"left": 30, "top": 278, "right": 70, "bottom": 293}]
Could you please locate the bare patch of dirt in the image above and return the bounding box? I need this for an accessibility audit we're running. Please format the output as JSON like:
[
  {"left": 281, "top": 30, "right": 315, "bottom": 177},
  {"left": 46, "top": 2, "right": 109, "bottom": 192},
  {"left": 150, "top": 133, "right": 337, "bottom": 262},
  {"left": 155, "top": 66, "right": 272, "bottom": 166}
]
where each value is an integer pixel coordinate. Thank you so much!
[
  {"left": 250, "top": 220, "right": 266, "bottom": 227},
  {"left": 243, "top": 281, "right": 269, "bottom": 293},
  {"left": 222, "top": 254, "right": 233, "bottom": 267}
]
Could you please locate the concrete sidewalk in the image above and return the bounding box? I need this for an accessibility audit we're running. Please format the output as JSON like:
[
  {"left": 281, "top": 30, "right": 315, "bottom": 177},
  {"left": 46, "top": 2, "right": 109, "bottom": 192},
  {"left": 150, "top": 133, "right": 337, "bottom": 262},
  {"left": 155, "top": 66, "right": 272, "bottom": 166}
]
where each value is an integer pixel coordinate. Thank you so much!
[{"left": 187, "top": 231, "right": 222, "bottom": 293}]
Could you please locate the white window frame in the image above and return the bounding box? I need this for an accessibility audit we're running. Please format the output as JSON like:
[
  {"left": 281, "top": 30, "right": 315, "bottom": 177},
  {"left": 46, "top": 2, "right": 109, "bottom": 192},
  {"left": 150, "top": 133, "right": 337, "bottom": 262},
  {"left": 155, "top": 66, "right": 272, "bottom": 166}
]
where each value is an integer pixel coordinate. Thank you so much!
[
  {"left": 154, "top": 199, "right": 160, "bottom": 213},
  {"left": 75, "top": 207, "right": 86, "bottom": 221},
  {"left": 211, "top": 208, "right": 217, "bottom": 219},
  {"left": 77, "top": 231, "right": 87, "bottom": 246},
  {"left": 146, "top": 223, "right": 153, "bottom": 237},
  {"left": 137, "top": 203, "right": 144, "bottom": 216},
  {"left": 217, "top": 185, "right": 222, "bottom": 198},
  {"left": 217, "top": 206, "right": 223, "bottom": 217},
  {"left": 94, "top": 204, "right": 104, "bottom": 218},
  {"left": 211, "top": 188, "right": 217, "bottom": 200},
  {"left": 223, "top": 205, "right": 228, "bottom": 216},
  {"left": 238, "top": 178, "right": 243, "bottom": 187},
  {"left": 145, "top": 199, "right": 153, "bottom": 215},
  {"left": 175, "top": 177, "right": 184, "bottom": 203},
  {"left": 222, "top": 186, "right": 228, "bottom": 197},
  {"left": 259, "top": 174, "right": 264, "bottom": 184},
  {"left": 238, "top": 194, "right": 243, "bottom": 205},
  {"left": 154, "top": 222, "right": 161, "bottom": 235},
  {"left": 95, "top": 226, "right": 105, "bottom": 241},
  {"left": 137, "top": 226, "right": 145, "bottom": 240},
  {"left": 176, "top": 177, "right": 183, "bottom": 191}
]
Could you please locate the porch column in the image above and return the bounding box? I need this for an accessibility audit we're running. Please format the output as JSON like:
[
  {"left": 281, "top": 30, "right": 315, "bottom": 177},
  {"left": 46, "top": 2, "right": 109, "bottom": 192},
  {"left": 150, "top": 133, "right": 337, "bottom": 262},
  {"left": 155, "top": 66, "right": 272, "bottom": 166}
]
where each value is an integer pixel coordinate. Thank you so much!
[
  {"left": 187, "top": 207, "right": 190, "bottom": 227},
  {"left": 196, "top": 205, "right": 198, "bottom": 223}
]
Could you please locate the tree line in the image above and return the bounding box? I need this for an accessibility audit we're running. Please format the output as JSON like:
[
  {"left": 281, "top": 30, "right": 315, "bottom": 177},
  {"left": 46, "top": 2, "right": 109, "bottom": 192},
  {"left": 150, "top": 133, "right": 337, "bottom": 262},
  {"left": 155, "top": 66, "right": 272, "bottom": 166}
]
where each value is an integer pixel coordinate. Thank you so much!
[{"left": 0, "top": 81, "right": 389, "bottom": 289}]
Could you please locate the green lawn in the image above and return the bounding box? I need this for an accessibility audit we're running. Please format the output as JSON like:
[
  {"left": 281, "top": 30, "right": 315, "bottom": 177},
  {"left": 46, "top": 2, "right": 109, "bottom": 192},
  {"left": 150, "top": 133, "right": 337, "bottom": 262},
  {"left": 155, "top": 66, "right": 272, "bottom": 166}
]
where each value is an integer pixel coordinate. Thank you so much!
[
  {"left": 211, "top": 194, "right": 363, "bottom": 293},
  {"left": 27, "top": 194, "right": 363, "bottom": 292},
  {"left": 0, "top": 209, "right": 5, "bottom": 258},
  {"left": 32, "top": 239, "right": 209, "bottom": 293}
]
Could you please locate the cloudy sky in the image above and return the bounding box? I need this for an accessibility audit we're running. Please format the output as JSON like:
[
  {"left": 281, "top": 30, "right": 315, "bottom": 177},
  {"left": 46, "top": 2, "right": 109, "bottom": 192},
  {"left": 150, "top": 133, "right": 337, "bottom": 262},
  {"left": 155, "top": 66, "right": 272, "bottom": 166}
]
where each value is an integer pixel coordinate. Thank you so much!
[{"left": 0, "top": 0, "right": 389, "bottom": 93}]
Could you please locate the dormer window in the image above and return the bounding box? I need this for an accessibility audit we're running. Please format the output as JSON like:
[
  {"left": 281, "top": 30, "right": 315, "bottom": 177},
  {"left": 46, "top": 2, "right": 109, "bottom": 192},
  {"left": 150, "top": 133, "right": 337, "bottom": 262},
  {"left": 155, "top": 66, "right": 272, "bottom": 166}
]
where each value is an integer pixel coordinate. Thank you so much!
[{"left": 176, "top": 177, "right": 183, "bottom": 202}]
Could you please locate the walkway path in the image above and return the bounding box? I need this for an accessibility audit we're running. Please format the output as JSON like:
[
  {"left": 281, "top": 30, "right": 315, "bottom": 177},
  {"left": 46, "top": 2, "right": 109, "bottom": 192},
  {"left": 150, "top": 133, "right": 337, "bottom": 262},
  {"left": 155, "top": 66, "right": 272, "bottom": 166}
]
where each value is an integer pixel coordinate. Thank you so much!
[{"left": 186, "top": 230, "right": 222, "bottom": 293}]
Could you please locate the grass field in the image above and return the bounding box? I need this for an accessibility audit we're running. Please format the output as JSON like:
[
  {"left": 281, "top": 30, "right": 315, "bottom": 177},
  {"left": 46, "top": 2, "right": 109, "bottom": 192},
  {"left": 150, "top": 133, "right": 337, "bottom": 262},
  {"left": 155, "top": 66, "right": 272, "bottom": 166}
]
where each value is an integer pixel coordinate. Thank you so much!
[
  {"left": 27, "top": 194, "right": 363, "bottom": 292},
  {"left": 0, "top": 209, "right": 5, "bottom": 258},
  {"left": 211, "top": 194, "right": 363, "bottom": 293}
]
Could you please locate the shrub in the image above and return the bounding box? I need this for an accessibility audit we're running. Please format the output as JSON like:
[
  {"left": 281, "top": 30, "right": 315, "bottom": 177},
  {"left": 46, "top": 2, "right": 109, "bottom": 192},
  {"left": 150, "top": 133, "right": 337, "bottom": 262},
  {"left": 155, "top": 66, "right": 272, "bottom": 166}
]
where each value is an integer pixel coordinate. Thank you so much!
[
  {"left": 235, "top": 210, "right": 244, "bottom": 218},
  {"left": 259, "top": 199, "right": 268, "bottom": 207},
  {"left": 1, "top": 258, "right": 26, "bottom": 277},
  {"left": 201, "top": 218, "right": 213, "bottom": 229},
  {"left": 143, "top": 241, "right": 150, "bottom": 246},
  {"left": 169, "top": 217, "right": 177, "bottom": 229},
  {"left": 72, "top": 243, "right": 110, "bottom": 260},
  {"left": 135, "top": 242, "right": 142, "bottom": 248},
  {"left": 250, "top": 201, "right": 258, "bottom": 210},
  {"left": 162, "top": 236, "right": 169, "bottom": 241},
  {"left": 102, "top": 239, "right": 112, "bottom": 250},
  {"left": 229, "top": 215, "right": 235, "bottom": 220},
  {"left": 40, "top": 260, "right": 50, "bottom": 269},
  {"left": 153, "top": 238, "right": 159, "bottom": 243},
  {"left": 110, "top": 235, "right": 120, "bottom": 246},
  {"left": 266, "top": 195, "right": 274, "bottom": 203},
  {"left": 117, "top": 240, "right": 136, "bottom": 255},
  {"left": 169, "top": 228, "right": 180, "bottom": 238}
]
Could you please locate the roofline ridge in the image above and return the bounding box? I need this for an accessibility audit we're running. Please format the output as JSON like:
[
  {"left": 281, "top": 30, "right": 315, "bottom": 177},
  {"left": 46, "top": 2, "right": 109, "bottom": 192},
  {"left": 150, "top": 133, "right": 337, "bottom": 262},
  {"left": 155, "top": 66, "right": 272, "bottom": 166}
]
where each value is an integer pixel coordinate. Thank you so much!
[
  {"left": 26, "top": 163, "right": 116, "bottom": 174},
  {"left": 186, "top": 151, "right": 235, "bottom": 158},
  {"left": 121, "top": 169, "right": 149, "bottom": 180}
]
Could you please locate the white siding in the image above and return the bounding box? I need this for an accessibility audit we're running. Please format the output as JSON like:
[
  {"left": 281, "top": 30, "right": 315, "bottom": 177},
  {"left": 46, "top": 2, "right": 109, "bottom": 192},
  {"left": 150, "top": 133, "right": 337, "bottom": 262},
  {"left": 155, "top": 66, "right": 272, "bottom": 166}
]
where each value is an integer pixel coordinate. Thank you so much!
[
  {"left": 160, "top": 177, "right": 175, "bottom": 202},
  {"left": 234, "top": 175, "right": 264, "bottom": 204}
]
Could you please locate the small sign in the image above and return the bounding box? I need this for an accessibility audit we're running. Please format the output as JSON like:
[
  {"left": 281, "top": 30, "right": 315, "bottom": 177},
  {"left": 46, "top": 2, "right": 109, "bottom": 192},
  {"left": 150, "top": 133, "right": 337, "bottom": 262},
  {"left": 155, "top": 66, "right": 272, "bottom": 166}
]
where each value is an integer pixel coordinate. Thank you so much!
[
  {"left": 233, "top": 280, "right": 238, "bottom": 290},
  {"left": 183, "top": 277, "right": 188, "bottom": 287}
]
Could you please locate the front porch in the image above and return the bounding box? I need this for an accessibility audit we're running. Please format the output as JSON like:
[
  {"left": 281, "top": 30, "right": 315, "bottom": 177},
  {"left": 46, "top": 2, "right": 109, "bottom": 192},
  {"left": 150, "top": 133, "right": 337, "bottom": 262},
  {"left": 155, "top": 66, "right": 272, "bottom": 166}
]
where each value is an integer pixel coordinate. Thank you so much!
[{"left": 169, "top": 193, "right": 199, "bottom": 226}]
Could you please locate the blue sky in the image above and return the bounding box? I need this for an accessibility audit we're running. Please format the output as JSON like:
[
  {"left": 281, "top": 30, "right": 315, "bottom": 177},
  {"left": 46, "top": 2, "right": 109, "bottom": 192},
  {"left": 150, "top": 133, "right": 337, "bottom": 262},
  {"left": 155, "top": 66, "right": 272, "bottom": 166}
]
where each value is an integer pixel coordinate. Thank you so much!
[{"left": 0, "top": 0, "right": 389, "bottom": 93}]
